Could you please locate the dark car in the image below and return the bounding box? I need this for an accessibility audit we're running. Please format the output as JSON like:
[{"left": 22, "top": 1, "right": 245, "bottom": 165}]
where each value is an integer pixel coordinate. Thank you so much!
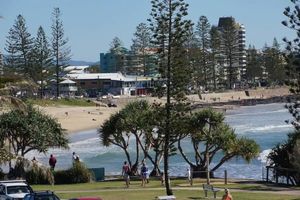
[
  {"left": 24, "top": 191, "right": 60, "bottom": 200},
  {"left": 69, "top": 197, "right": 103, "bottom": 200}
]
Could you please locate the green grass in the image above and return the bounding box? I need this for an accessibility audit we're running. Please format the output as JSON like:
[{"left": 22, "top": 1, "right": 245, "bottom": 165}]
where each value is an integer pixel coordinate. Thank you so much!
[
  {"left": 26, "top": 98, "right": 96, "bottom": 107},
  {"left": 31, "top": 179, "right": 300, "bottom": 200}
]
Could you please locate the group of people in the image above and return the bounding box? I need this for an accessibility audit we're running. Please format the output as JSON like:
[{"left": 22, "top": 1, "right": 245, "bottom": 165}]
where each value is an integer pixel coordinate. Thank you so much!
[
  {"left": 47, "top": 152, "right": 80, "bottom": 170},
  {"left": 121, "top": 161, "right": 233, "bottom": 199},
  {"left": 121, "top": 160, "right": 150, "bottom": 188}
]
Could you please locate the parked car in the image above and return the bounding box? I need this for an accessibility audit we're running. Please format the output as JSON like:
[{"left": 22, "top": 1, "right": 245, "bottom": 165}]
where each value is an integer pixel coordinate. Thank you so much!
[
  {"left": 69, "top": 197, "right": 103, "bottom": 200},
  {"left": 107, "top": 102, "right": 117, "bottom": 107},
  {"left": 107, "top": 99, "right": 117, "bottom": 107},
  {"left": 0, "top": 180, "right": 33, "bottom": 200},
  {"left": 24, "top": 191, "right": 60, "bottom": 200}
]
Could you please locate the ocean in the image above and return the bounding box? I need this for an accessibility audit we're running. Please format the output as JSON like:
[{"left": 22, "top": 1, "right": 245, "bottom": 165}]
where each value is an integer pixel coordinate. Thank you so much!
[{"left": 26, "top": 103, "right": 293, "bottom": 180}]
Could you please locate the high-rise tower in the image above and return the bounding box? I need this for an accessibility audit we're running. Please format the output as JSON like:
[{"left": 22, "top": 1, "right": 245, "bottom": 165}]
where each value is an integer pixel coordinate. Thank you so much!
[{"left": 218, "top": 17, "right": 246, "bottom": 87}]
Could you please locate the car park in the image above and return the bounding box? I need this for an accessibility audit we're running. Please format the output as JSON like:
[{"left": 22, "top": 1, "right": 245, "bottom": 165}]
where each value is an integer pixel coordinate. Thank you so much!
[
  {"left": 24, "top": 191, "right": 60, "bottom": 200},
  {"left": 0, "top": 180, "right": 33, "bottom": 200}
]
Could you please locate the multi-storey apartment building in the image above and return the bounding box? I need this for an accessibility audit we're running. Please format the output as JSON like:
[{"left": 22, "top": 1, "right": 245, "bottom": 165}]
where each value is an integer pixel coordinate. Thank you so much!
[
  {"left": 100, "top": 48, "right": 158, "bottom": 77},
  {"left": 217, "top": 17, "right": 247, "bottom": 88}
]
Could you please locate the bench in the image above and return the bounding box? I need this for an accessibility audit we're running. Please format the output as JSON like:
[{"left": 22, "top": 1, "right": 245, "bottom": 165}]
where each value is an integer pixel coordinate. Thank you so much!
[
  {"left": 202, "top": 184, "right": 221, "bottom": 199},
  {"left": 156, "top": 195, "right": 176, "bottom": 200}
]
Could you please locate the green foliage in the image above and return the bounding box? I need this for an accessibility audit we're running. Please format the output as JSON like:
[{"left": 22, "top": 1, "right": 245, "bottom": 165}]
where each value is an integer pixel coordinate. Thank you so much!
[
  {"left": 33, "top": 26, "right": 52, "bottom": 98},
  {"left": 99, "top": 100, "right": 153, "bottom": 174},
  {"left": 149, "top": 0, "right": 193, "bottom": 194},
  {"left": 210, "top": 26, "right": 222, "bottom": 90},
  {"left": 282, "top": 0, "right": 300, "bottom": 94},
  {"left": 149, "top": 0, "right": 193, "bottom": 100},
  {"left": 54, "top": 162, "right": 92, "bottom": 184},
  {"left": 178, "top": 109, "right": 259, "bottom": 173},
  {"left": 195, "top": 15, "right": 211, "bottom": 90},
  {"left": 268, "top": 131, "right": 300, "bottom": 178},
  {"left": 246, "top": 45, "right": 263, "bottom": 85},
  {"left": 26, "top": 163, "right": 54, "bottom": 185},
  {"left": 0, "top": 76, "right": 22, "bottom": 89},
  {"left": 0, "top": 104, "right": 69, "bottom": 157},
  {"left": 219, "top": 17, "right": 241, "bottom": 89},
  {"left": 131, "top": 23, "right": 152, "bottom": 76},
  {"left": 0, "top": 148, "right": 13, "bottom": 164},
  {"left": 51, "top": 7, "right": 71, "bottom": 97},
  {"left": 268, "top": 0, "right": 300, "bottom": 186},
  {"left": 26, "top": 98, "right": 96, "bottom": 107},
  {"left": 0, "top": 168, "right": 4, "bottom": 180},
  {"left": 109, "top": 37, "right": 125, "bottom": 54},
  {"left": 262, "top": 39, "right": 286, "bottom": 85},
  {"left": 5, "top": 14, "right": 34, "bottom": 76}
]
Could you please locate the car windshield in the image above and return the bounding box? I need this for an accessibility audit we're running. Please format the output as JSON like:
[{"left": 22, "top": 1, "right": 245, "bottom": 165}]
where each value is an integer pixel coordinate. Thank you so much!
[
  {"left": 7, "top": 186, "right": 31, "bottom": 194},
  {"left": 34, "top": 194, "right": 60, "bottom": 200}
]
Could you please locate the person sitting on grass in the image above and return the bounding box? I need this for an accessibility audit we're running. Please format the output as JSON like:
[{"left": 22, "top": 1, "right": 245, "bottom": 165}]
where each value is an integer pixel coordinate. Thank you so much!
[{"left": 222, "top": 188, "right": 233, "bottom": 200}]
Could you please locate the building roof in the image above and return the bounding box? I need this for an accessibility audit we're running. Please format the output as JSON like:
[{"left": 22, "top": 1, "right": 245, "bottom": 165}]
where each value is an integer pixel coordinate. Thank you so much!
[
  {"left": 66, "top": 72, "right": 137, "bottom": 82},
  {"left": 64, "top": 66, "right": 89, "bottom": 74},
  {"left": 60, "top": 79, "right": 76, "bottom": 84}
]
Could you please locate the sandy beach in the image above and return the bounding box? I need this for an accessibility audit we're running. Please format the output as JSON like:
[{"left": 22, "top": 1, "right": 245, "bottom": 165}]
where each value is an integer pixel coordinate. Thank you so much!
[
  {"left": 40, "top": 106, "right": 120, "bottom": 134},
  {"left": 40, "top": 87, "right": 290, "bottom": 134}
]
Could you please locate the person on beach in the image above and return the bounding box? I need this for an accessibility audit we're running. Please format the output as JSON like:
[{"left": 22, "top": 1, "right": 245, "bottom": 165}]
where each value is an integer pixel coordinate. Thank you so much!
[
  {"left": 222, "top": 188, "right": 233, "bottom": 200},
  {"left": 72, "top": 152, "right": 80, "bottom": 163},
  {"left": 140, "top": 163, "right": 147, "bottom": 187},
  {"left": 122, "top": 161, "right": 131, "bottom": 188},
  {"left": 49, "top": 154, "right": 57, "bottom": 170},
  {"left": 186, "top": 167, "right": 192, "bottom": 185},
  {"left": 160, "top": 172, "right": 165, "bottom": 186}
]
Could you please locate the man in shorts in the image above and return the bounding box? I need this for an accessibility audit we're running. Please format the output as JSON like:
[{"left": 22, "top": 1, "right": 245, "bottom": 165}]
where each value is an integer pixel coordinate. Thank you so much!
[{"left": 122, "top": 161, "right": 131, "bottom": 188}]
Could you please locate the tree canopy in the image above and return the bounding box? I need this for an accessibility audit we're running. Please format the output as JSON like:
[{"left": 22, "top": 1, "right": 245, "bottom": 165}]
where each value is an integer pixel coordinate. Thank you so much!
[
  {"left": 0, "top": 104, "right": 69, "bottom": 157},
  {"left": 267, "top": 0, "right": 300, "bottom": 186}
]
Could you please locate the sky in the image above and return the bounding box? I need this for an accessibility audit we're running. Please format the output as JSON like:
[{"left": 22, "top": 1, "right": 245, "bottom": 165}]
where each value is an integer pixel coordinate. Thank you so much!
[{"left": 0, "top": 0, "right": 296, "bottom": 62}]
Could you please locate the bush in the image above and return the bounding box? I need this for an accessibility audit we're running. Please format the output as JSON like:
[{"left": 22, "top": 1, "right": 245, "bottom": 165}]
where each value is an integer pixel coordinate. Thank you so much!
[
  {"left": 0, "top": 168, "right": 5, "bottom": 180},
  {"left": 25, "top": 164, "right": 54, "bottom": 185},
  {"left": 54, "top": 162, "right": 92, "bottom": 184}
]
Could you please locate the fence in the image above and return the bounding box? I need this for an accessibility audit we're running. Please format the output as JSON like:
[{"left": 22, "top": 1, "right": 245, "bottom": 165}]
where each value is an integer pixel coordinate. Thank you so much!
[
  {"left": 263, "top": 166, "right": 299, "bottom": 186},
  {"left": 88, "top": 168, "right": 105, "bottom": 181}
]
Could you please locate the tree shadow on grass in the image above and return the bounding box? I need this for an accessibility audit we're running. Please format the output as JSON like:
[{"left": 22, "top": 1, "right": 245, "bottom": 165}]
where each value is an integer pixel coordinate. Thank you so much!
[{"left": 187, "top": 197, "right": 207, "bottom": 200}]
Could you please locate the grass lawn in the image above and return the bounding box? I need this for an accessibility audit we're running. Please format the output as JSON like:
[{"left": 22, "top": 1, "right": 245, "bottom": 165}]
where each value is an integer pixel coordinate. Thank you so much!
[{"left": 31, "top": 179, "right": 300, "bottom": 200}]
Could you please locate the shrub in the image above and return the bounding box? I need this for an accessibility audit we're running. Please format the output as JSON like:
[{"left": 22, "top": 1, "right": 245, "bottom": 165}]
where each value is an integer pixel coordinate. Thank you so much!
[
  {"left": 0, "top": 168, "right": 5, "bottom": 179},
  {"left": 25, "top": 164, "right": 54, "bottom": 185},
  {"left": 54, "top": 162, "right": 92, "bottom": 184}
]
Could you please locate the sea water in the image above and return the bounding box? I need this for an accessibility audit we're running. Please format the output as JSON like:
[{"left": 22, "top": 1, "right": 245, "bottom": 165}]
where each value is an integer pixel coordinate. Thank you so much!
[{"left": 26, "top": 103, "right": 293, "bottom": 180}]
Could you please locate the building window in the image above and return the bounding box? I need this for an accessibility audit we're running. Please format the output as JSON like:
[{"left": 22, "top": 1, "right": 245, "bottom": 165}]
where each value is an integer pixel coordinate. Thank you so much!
[
  {"left": 103, "top": 81, "right": 111, "bottom": 86},
  {"left": 80, "top": 82, "right": 85, "bottom": 86},
  {"left": 91, "top": 81, "right": 97, "bottom": 85}
]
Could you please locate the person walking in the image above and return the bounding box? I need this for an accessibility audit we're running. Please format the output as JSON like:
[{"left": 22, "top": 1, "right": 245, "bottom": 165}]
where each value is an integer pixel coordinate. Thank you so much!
[
  {"left": 122, "top": 161, "right": 131, "bottom": 188},
  {"left": 186, "top": 167, "right": 192, "bottom": 185},
  {"left": 145, "top": 165, "right": 150, "bottom": 184},
  {"left": 140, "top": 163, "right": 147, "bottom": 187},
  {"left": 49, "top": 154, "right": 57, "bottom": 170},
  {"left": 222, "top": 188, "right": 233, "bottom": 200}
]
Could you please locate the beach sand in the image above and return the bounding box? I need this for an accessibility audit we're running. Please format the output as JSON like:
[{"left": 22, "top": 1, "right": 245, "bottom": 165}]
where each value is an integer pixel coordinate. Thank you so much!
[
  {"left": 40, "top": 106, "right": 120, "bottom": 134},
  {"left": 40, "top": 87, "right": 290, "bottom": 134}
]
